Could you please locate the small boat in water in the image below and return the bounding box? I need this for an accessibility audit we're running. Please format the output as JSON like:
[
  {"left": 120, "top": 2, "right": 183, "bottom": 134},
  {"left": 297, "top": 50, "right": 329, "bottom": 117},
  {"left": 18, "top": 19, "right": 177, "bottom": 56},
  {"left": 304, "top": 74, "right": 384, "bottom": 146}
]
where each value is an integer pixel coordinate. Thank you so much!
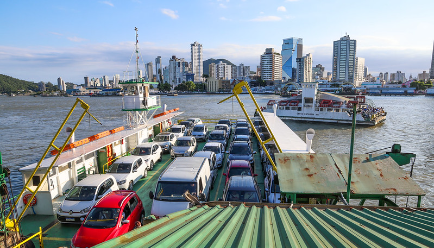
[
  {"left": 167, "top": 92, "right": 178, "bottom": 96},
  {"left": 265, "top": 82, "right": 386, "bottom": 126}
]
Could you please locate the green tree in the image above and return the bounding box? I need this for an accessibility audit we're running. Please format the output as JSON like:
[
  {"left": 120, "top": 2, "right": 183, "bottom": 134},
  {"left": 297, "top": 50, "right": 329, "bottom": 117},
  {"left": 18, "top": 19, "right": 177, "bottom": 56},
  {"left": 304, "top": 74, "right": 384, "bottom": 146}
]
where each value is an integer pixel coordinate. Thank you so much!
[
  {"left": 185, "top": 81, "right": 196, "bottom": 91},
  {"left": 161, "top": 83, "right": 172, "bottom": 92},
  {"left": 257, "top": 77, "right": 266, "bottom": 87}
]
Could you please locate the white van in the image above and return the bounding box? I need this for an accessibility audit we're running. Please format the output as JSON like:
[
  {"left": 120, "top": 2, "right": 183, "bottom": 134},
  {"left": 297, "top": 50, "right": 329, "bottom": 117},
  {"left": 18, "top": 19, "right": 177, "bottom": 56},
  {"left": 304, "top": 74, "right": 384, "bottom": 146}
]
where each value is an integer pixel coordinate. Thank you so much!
[{"left": 149, "top": 157, "right": 211, "bottom": 218}]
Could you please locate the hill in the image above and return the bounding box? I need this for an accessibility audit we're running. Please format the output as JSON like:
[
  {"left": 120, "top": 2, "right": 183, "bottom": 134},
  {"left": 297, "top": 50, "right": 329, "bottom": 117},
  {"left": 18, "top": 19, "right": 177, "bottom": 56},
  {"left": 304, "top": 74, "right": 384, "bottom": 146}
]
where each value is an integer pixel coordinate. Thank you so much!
[
  {"left": 203, "top": 58, "right": 236, "bottom": 76},
  {"left": 0, "top": 74, "right": 39, "bottom": 93}
]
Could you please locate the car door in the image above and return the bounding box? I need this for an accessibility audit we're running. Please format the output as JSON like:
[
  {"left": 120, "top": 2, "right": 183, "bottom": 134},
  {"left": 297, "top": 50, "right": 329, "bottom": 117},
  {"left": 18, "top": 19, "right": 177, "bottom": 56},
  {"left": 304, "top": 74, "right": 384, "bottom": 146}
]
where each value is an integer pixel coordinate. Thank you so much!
[{"left": 133, "top": 159, "right": 142, "bottom": 183}]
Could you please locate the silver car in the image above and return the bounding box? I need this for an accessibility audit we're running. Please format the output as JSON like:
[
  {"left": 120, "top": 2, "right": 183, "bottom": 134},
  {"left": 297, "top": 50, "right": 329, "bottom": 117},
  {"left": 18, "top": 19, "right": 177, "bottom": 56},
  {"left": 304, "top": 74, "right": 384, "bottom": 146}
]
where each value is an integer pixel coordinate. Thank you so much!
[
  {"left": 153, "top": 132, "right": 177, "bottom": 153},
  {"left": 191, "top": 124, "right": 208, "bottom": 141},
  {"left": 171, "top": 136, "right": 197, "bottom": 158},
  {"left": 208, "top": 129, "right": 227, "bottom": 148},
  {"left": 202, "top": 142, "right": 224, "bottom": 168}
]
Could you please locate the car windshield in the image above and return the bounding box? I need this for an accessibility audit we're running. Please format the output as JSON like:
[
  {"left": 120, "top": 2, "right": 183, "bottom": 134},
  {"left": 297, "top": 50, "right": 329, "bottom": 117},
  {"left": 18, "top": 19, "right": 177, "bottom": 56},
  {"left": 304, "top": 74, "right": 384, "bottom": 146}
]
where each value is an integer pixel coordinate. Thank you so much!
[
  {"left": 154, "top": 181, "right": 197, "bottom": 201},
  {"left": 229, "top": 168, "right": 252, "bottom": 177},
  {"left": 209, "top": 133, "right": 225, "bottom": 140},
  {"left": 65, "top": 186, "right": 97, "bottom": 201},
  {"left": 109, "top": 163, "right": 132, "bottom": 173},
  {"left": 193, "top": 126, "right": 204, "bottom": 132},
  {"left": 230, "top": 145, "right": 250, "bottom": 155},
  {"left": 215, "top": 126, "right": 227, "bottom": 131},
  {"left": 83, "top": 208, "right": 121, "bottom": 228},
  {"left": 237, "top": 123, "right": 248, "bottom": 128},
  {"left": 170, "top": 128, "right": 182, "bottom": 133},
  {"left": 131, "top": 147, "right": 151, "bottom": 156},
  {"left": 180, "top": 121, "right": 192, "bottom": 128},
  {"left": 154, "top": 136, "right": 169, "bottom": 142},
  {"left": 226, "top": 190, "right": 259, "bottom": 202},
  {"left": 175, "top": 140, "right": 191, "bottom": 146},
  {"left": 203, "top": 146, "right": 220, "bottom": 154},
  {"left": 234, "top": 136, "right": 249, "bottom": 142},
  {"left": 235, "top": 129, "right": 249, "bottom": 136},
  {"left": 218, "top": 120, "right": 230, "bottom": 125}
]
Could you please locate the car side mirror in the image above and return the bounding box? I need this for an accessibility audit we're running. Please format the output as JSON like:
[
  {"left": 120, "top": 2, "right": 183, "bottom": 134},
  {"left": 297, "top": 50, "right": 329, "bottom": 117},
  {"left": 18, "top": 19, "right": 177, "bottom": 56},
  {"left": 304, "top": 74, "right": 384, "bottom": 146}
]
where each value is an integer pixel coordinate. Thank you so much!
[
  {"left": 223, "top": 173, "right": 227, "bottom": 176},
  {"left": 121, "top": 220, "right": 130, "bottom": 224},
  {"left": 253, "top": 174, "right": 258, "bottom": 177},
  {"left": 133, "top": 169, "right": 137, "bottom": 172},
  {"left": 149, "top": 191, "right": 154, "bottom": 199}
]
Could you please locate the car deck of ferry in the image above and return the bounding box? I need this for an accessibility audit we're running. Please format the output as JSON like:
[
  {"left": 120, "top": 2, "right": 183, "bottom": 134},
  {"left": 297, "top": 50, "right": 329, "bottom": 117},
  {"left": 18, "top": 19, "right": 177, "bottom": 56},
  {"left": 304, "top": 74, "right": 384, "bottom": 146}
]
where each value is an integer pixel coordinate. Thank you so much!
[{"left": 20, "top": 127, "right": 267, "bottom": 248}]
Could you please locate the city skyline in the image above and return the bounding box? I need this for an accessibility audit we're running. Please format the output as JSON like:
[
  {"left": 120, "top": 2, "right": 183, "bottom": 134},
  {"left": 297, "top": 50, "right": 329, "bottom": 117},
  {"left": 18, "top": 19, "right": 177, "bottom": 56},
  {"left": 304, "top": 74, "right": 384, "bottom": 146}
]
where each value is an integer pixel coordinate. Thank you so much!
[{"left": 1, "top": 0, "right": 434, "bottom": 84}]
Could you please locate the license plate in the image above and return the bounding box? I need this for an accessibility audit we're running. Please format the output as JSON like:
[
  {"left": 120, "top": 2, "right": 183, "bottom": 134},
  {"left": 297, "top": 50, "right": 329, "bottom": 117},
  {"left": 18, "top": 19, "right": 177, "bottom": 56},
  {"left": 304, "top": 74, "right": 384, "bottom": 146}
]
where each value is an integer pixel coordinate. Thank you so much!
[{"left": 65, "top": 218, "right": 75, "bottom": 222}]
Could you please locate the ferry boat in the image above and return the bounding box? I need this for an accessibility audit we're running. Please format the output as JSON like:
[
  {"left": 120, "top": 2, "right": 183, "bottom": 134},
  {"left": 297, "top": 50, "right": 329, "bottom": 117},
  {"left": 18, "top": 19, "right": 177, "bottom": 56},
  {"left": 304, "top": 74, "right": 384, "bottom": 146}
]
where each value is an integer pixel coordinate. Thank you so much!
[{"left": 266, "top": 82, "right": 387, "bottom": 126}]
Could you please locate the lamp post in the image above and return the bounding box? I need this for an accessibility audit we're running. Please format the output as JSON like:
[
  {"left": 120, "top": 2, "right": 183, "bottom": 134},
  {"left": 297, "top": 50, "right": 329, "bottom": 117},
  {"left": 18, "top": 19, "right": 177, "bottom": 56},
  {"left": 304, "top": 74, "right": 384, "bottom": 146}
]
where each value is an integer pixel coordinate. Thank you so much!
[{"left": 346, "top": 102, "right": 357, "bottom": 203}]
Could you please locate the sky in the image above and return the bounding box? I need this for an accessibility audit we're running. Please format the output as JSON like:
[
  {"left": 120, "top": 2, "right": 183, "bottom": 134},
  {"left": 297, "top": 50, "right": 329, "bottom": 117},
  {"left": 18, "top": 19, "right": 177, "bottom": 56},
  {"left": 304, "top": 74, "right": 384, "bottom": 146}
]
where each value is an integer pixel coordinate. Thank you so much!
[{"left": 1, "top": 0, "right": 434, "bottom": 84}]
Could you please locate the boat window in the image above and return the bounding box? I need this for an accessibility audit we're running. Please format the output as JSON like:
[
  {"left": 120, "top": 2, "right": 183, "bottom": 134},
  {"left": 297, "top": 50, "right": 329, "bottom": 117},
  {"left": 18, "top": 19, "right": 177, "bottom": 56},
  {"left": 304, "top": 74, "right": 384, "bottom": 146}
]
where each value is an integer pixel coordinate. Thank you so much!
[
  {"left": 83, "top": 208, "right": 120, "bottom": 228},
  {"left": 109, "top": 163, "right": 132, "bottom": 173},
  {"left": 32, "top": 176, "right": 40, "bottom": 186},
  {"left": 304, "top": 97, "right": 313, "bottom": 104},
  {"left": 131, "top": 147, "right": 151, "bottom": 156},
  {"left": 58, "top": 164, "right": 69, "bottom": 173},
  {"left": 66, "top": 186, "right": 97, "bottom": 201},
  {"left": 154, "top": 182, "right": 196, "bottom": 201},
  {"left": 85, "top": 152, "right": 95, "bottom": 161}
]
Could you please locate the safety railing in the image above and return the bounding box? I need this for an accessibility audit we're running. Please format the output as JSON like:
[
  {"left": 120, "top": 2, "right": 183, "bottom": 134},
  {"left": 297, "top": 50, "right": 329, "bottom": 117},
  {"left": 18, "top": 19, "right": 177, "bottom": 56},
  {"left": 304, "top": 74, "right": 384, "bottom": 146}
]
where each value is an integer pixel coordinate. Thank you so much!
[{"left": 13, "top": 227, "right": 43, "bottom": 248}]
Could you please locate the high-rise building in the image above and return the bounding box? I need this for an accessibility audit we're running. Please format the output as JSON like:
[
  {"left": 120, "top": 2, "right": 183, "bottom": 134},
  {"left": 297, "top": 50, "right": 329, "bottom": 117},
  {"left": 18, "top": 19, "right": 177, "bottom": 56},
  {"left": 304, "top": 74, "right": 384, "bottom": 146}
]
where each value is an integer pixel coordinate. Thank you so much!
[
  {"left": 354, "top": 57, "right": 365, "bottom": 87},
  {"left": 418, "top": 71, "right": 430, "bottom": 81},
  {"left": 211, "top": 61, "right": 231, "bottom": 80},
  {"left": 191, "top": 41, "right": 203, "bottom": 82},
  {"left": 296, "top": 53, "right": 312, "bottom": 83},
  {"left": 384, "top": 72, "right": 389, "bottom": 82},
  {"left": 57, "top": 77, "right": 66, "bottom": 91},
  {"left": 281, "top": 37, "right": 303, "bottom": 81},
  {"left": 146, "top": 62, "right": 153, "bottom": 82},
  {"left": 237, "top": 64, "right": 250, "bottom": 79},
  {"left": 155, "top": 56, "right": 162, "bottom": 82},
  {"left": 168, "top": 55, "right": 189, "bottom": 86},
  {"left": 312, "top": 64, "right": 325, "bottom": 80},
  {"left": 260, "top": 48, "right": 282, "bottom": 81},
  {"left": 103, "top": 75, "right": 110, "bottom": 87},
  {"left": 430, "top": 41, "right": 434, "bottom": 79},
  {"left": 209, "top": 63, "right": 217, "bottom": 79},
  {"left": 379, "top": 72, "right": 384, "bottom": 81},
  {"left": 364, "top": 66, "right": 368, "bottom": 79},
  {"left": 332, "top": 35, "right": 357, "bottom": 84},
  {"left": 84, "top": 77, "right": 90, "bottom": 87},
  {"left": 390, "top": 71, "right": 406, "bottom": 82}
]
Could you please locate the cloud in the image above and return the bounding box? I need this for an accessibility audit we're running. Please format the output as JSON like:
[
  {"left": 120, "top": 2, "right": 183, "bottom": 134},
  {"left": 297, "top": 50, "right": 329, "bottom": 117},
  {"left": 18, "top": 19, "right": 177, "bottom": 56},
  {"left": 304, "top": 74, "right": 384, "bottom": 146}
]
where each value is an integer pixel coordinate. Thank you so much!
[
  {"left": 161, "top": 9, "right": 179, "bottom": 19},
  {"left": 219, "top": 3, "right": 227, "bottom": 8},
  {"left": 101, "top": 1, "right": 114, "bottom": 7},
  {"left": 220, "top": 17, "right": 230, "bottom": 21},
  {"left": 250, "top": 16, "right": 281, "bottom": 22},
  {"left": 277, "top": 6, "right": 286, "bottom": 12},
  {"left": 50, "top": 32, "right": 63, "bottom": 36},
  {"left": 67, "top": 37, "right": 87, "bottom": 42}
]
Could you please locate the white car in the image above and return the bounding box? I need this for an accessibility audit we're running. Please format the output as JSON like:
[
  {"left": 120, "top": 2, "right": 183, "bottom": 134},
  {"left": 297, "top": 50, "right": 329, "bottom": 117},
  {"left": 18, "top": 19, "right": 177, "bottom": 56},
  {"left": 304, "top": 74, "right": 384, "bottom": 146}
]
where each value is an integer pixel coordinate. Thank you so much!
[
  {"left": 214, "top": 124, "right": 230, "bottom": 139},
  {"left": 106, "top": 156, "right": 148, "bottom": 190},
  {"left": 191, "top": 124, "right": 208, "bottom": 141},
  {"left": 57, "top": 174, "right": 118, "bottom": 223},
  {"left": 131, "top": 142, "right": 162, "bottom": 170},
  {"left": 171, "top": 136, "right": 197, "bottom": 158},
  {"left": 169, "top": 124, "right": 186, "bottom": 138},
  {"left": 202, "top": 142, "right": 224, "bottom": 168},
  {"left": 153, "top": 132, "right": 177, "bottom": 153}
]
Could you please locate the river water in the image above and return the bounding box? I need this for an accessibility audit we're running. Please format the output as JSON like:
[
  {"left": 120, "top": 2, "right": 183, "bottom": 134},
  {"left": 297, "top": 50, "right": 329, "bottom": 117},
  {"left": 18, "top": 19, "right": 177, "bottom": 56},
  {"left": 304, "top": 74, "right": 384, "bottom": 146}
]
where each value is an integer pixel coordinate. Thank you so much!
[{"left": 0, "top": 94, "right": 433, "bottom": 207}]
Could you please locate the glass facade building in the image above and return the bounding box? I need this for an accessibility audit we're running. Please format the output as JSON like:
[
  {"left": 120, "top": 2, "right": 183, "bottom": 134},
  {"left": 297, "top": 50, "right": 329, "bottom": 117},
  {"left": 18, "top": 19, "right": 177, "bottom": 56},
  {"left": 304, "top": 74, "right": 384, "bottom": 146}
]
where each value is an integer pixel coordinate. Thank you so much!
[{"left": 281, "top": 37, "right": 303, "bottom": 81}]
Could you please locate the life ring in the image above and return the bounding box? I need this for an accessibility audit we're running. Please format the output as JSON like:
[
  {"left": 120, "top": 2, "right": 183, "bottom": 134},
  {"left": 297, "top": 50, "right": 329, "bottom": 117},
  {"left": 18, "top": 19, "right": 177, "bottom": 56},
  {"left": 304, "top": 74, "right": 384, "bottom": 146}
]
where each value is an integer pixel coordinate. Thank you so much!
[
  {"left": 23, "top": 194, "right": 37, "bottom": 206},
  {"left": 168, "top": 120, "right": 172, "bottom": 126}
]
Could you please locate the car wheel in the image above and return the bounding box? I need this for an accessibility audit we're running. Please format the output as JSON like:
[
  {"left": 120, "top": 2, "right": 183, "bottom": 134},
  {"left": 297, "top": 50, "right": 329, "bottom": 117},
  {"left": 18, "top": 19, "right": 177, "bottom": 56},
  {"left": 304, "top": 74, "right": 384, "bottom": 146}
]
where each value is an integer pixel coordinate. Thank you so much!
[
  {"left": 150, "top": 161, "right": 154, "bottom": 170},
  {"left": 140, "top": 211, "right": 145, "bottom": 225},
  {"left": 128, "top": 181, "right": 134, "bottom": 190},
  {"left": 158, "top": 152, "right": 162, "bottom": 162}
]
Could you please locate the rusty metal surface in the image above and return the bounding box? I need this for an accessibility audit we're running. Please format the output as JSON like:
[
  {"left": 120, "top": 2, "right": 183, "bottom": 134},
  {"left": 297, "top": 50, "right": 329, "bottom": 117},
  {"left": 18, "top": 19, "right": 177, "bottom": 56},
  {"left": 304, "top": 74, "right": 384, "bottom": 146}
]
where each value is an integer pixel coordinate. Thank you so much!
[
  {"left": 275, "top": 153, "right": 346, "bottom": 194},
  {"left": 331, "top": 153, "right": 425, "bottom": 196}
]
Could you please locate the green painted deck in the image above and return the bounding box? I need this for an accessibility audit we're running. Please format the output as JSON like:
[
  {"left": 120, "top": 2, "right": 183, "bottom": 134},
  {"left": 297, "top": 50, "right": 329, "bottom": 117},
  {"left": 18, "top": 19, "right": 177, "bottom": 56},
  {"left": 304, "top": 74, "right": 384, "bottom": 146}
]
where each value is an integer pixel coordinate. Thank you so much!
[{"left": 19, "top": 133, "right": 264, "bottom": 247}]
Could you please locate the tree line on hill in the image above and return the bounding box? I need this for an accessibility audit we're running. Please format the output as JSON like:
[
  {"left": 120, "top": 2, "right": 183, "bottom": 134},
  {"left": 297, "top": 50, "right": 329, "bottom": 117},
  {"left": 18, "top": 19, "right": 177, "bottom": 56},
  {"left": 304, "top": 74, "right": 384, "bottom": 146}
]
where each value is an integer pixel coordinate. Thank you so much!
[{"left": 0, "top": 74, "right": 75, "bottom": 94}]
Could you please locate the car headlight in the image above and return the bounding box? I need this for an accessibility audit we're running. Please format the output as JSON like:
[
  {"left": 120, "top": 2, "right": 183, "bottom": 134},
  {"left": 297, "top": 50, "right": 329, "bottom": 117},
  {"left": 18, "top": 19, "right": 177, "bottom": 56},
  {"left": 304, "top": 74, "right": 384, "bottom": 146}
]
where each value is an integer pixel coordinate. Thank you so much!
[
  {"left": 80, "top": 206, "right": 91, "bottom": 214},
  {"left": 118, "top": 179, "right": 126, "bottom": 185},
  {"left": 58, "top": 206, "right": 63, "bottom": 212}
]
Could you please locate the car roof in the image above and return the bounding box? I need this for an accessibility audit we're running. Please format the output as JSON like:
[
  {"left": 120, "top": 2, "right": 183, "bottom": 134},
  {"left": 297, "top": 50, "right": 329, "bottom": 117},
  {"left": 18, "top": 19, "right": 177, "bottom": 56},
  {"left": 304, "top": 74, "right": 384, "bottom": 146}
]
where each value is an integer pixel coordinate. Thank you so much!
[
  {"left": 228, "top": 160, "right": 250, "bottom": 168},
  {"left": 113, "top": 155, "right": 141, "bottom": 163},
  {"left": 94, "top": 190, "right": 136, "bottom": 208},
  {"left": 171, "top": 124, "right": 185, "bottom": 128},
  {"left": 231, "top": 142, "right": 250, "bottom": 147},
  {"left": 194, "top": 124, "right": 206, "bottom": 127},
  {"left": 227, "top": 176, "right": 256, "bottom": 190},
  {"left": 157, "top": 132, "right": 172, "bottom": 136},
  {"left": 193, "top": 151, "right": 215, "bottom": 158},
  {"left": 237, "top": 119, "right": 247, "bottom": 122},
  {"left": 160, "top": 157, "right": 206, "bottom": 181},
  {"left": 204, "top": 142, "right": 222, "bottom": 147},
  {"left": 234, "top": 135, "right": 250, "bottom": 139},
  {"left": 235, "top": 127, "right": 249, "bottom": 130},
  {"left": 187, "top": 118, "right": 201, "bottom": 121},
  {"left": 210, "top": 129, "right": 225, "bottom": 134},
  {"left": 136, "top": 142, "right": 157, "bottom": 148},
  {"left": 215, "top": 124, "right": 229, "bottom": 127},
  {"left": 178, "top": 136, "right": 194, "bottom": 141},
  {"left": 75, "top": 174, "right": 115, "bottom": 187}
]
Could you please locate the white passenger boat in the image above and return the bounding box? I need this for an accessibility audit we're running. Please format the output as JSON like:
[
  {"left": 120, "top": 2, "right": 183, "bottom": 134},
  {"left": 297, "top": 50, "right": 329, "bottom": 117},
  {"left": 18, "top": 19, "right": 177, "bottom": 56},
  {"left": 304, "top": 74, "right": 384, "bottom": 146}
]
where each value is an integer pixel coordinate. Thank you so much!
[{"left": 265, "top": 82, "right": 386, "bottom": 126}]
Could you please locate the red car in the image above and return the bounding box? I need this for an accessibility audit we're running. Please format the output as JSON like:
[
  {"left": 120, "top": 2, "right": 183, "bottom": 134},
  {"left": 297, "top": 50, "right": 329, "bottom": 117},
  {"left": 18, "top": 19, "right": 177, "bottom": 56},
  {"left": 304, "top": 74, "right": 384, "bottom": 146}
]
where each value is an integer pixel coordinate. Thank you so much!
[
  {"left": 223, "top": 160, "right": 257, "bottom": 185},
  {"left": 71, "top": 190, "right": 145, "bottom": 248}
]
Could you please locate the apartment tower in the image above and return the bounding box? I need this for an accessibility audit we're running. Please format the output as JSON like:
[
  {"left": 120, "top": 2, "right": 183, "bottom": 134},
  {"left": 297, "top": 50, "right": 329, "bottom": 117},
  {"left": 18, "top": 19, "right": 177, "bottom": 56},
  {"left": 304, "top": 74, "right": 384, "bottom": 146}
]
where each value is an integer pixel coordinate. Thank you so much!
[
  {"left": 332, "top": 34, "right": 357, "bottom": 84},
  {"left": 260, "top": 48, "right": 282, "bottom": 81},
  {"left": 191, "top": 42, "right": 203, "bottom": 82}
]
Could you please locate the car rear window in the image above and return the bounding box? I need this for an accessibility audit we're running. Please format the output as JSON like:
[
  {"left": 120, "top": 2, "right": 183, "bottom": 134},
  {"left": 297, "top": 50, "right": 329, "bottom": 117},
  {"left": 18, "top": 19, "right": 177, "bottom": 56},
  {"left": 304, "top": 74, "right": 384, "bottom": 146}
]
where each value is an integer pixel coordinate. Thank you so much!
[
  {"left": 109, "top": 163, "right": 132, "bottom": 173},
  {"left": 65, "top": 186, "right": 97, "bottom": 201},
  {"left": 226, "top": 190, "right": 259, "bottom": 202}
]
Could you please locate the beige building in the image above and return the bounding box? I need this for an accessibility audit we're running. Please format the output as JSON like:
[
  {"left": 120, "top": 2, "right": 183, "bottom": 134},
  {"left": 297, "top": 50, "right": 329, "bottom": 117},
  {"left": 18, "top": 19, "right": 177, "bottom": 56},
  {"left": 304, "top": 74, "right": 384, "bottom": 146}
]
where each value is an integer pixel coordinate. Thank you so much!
[
  {"left": 260, "top": 48, "right": 282, "bottom": 81},
  {"left": 206, "top": 77, "right": 220, "bottom": 92}
]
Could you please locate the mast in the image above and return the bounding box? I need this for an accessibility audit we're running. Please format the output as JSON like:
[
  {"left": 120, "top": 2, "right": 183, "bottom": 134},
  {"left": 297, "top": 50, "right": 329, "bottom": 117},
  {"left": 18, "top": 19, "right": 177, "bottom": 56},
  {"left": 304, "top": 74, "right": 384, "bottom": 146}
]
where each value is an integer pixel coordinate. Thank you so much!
[{"left": 135, "top": 27, "right": 140, "bottom": 81}]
